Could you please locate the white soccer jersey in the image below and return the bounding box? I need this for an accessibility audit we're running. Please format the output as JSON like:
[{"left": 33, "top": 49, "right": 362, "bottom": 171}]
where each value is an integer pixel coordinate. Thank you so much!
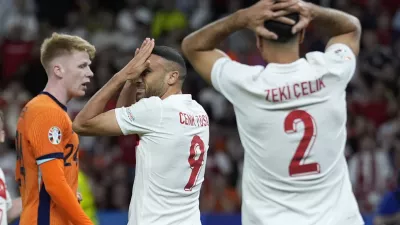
[
  {"left": 0, "top": 168, "right": 12, "bottom": 225},
  {"left": 115, "top": 94, "right": 210, "bottom": 225},
  {"left": 211, "top": 44, "right": 363, "bottom": 225}
]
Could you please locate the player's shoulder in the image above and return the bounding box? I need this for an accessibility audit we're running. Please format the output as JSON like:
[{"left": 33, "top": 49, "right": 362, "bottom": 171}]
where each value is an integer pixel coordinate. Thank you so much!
[
  {"left": 213, "top": 57, "right": 264, "bottom": 75},
  {"left": 305, "top": 43, "right": 356, "bottom": 66},
  {"left": 25, "top": 94, "right": 66, "bottom": 116},
  {"left": 24, "top": 95, "right": 69, "bottom": 127},
  {"left": 136, "top": 96, "right": 162, "bottom": 109}
]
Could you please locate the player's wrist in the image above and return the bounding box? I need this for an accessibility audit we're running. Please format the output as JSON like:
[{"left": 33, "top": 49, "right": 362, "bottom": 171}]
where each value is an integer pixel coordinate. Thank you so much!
[
  {"left": 113, "top": 72, "right": 132, "bottom": 85},
  {"left": 235, "top": 9, "right": 249, "bottom": 29}
]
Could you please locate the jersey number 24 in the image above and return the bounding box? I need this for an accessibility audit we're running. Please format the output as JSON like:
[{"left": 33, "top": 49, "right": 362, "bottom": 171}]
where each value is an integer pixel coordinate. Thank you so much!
[{"left": 284, "top": 110, "right": 320, "bottom": 177}]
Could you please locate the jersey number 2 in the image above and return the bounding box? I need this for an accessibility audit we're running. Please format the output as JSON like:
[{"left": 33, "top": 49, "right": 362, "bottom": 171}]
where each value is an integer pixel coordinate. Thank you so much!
[
  {"left": 284, "top": 110, "right": 320, "bottom": 177},
  {"left": 184, "top": 135, "right": 205, "bottom": 191}
]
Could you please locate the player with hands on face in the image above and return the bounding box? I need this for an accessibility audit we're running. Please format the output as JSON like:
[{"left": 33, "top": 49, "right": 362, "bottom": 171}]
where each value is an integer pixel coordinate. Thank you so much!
[{"left": 73, "top": 38, "right": 210, "bottom": 225}]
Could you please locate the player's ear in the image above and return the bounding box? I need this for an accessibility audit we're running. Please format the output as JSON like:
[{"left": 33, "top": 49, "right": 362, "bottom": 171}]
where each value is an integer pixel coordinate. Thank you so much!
[
  {"left": 167, "top": 71, "right": 179, "bottom": 85},
  {"left": 53, "top": 64, "right": 64, "bottom": 78}
]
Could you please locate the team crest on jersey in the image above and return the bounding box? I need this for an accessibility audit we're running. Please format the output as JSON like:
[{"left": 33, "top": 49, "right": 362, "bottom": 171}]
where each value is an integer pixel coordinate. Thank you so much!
[
  {"left": 0, "top": 179, "right": 5, "bottom": 199},
  {"left": 48, "top": 126, "right": 62, "bottom": 145}
]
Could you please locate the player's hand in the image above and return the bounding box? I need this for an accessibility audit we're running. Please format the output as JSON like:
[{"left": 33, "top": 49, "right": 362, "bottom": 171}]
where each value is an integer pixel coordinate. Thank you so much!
[
  {"left": 77, "top": 192, "right": 83, "bottom": 203},
  {"left": 271, "top": 0, "right": 314, "bottom": 34},
  {"left": 117, "top": 38, "right": 155, "bottom": 80},
  {"left": 240, "top": 0, "right": 296, "bottom": 40}
]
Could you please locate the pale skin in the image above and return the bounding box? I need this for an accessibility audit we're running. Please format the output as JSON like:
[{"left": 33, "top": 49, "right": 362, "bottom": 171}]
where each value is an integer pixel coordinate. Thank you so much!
[
  {"left": 181, "top": 0, "right": 361, "bottom": 84},
  {"left": 43, "top": 50, "right": 94, "bottom": 105}
]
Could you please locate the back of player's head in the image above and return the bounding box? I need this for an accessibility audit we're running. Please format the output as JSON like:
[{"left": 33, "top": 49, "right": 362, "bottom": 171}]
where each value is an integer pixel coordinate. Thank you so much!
[
  {"left": 264, "top": 13, "right": 300, "bottom": 43},
  {"left": 40, "top": 32, "right": 96, "bottom": 70},
  {"left": 152, "top": 46, "right": 187, "bottom": 82}
]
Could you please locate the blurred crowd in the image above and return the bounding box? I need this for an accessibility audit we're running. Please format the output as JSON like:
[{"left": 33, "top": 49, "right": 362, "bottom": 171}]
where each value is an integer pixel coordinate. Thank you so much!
[{"left": 1, "top": 0, "right": 400, "bottom": 218}]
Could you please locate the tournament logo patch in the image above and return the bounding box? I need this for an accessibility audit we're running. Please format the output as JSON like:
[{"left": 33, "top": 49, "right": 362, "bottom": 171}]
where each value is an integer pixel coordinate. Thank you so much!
[
  {"left": 48, "top": 126, "right": 62, "bottom": 145},
  {"left": 0, "top": 179, "right": 6, "bottom": 199},
  {"left": 126, "top": 108, "right": 135, "bottom": 122},
  {"left": 334, "top": 48, "right": 352, "bottom": 61}
]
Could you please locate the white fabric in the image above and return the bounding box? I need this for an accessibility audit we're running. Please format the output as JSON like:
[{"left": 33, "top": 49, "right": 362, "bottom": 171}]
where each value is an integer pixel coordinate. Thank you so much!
[
  {"left": 0, "top": 168, "right": 12, "bottom": 225},
  {"left": 115, "top": 95, "right": 210, "bottom": 225},
  {"left": 211, "top": 44, "right": 363, "bottom": 225}
]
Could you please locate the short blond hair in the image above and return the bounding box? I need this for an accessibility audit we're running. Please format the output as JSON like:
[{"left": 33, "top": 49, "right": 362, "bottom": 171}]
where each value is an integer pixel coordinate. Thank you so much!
[{"left": 40, "top": 32, "right": 96, "bottom": 69}]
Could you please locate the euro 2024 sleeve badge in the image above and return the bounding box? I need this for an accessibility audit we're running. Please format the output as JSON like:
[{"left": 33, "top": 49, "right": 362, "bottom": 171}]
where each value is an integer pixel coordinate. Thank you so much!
[{"left": 48, "top": 126, "right": 62, "bottom": 145}]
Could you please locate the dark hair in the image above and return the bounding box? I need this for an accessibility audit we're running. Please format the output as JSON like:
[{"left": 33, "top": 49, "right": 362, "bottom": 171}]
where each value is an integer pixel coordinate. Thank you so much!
[
  {"left": 152, "top": 46, "right": 187, "bottom": 81},
  {"left": 264, "top": 13, "right": 300, "bottom": 43}
]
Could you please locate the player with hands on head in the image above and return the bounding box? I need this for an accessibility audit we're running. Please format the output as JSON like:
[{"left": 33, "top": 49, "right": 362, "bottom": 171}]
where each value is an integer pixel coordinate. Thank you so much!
[
  {"left": 182, "top": 0, "right": 362, "bottom": 224},
  {"left": 73, "top": 38, "right": 210, "bottom": 225}
]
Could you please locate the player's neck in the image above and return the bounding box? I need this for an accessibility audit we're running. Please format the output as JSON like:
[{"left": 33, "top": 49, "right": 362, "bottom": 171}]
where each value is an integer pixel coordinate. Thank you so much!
[
  {"left": 43, "top": 82, "right": 70, "bottom": 106},
  {"left": 261, "top": 44, "right": 300, "bottom": 64},
  {"left": 160, "top": 86, "right": 182, "bottom": 100}
]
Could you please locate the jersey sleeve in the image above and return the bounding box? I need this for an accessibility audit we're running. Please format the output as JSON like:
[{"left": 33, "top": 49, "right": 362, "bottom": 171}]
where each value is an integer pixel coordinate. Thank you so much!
[
  {"left": 324, "top": 44, "right": 356, "bottom": 84},
  {"left": 28, "top": 109, "right": 69, "bottom": 165},
  {"left": 305, "top": 43, "right": 356, "bottom": 88},
  {"left": 115, "top": 97, "right": 162, "bottom": 135},
  {"left": 39, "top": 159, "right": 93, "bottom": 225},
  {"left": 210, "top": 57, "right": 264, "bottom": 104}
]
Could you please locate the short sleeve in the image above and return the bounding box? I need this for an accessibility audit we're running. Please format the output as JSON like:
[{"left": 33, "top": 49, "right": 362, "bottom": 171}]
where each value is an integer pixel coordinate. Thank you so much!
[
  {"left": 115, "top": 97, "right": 162, "bottom": 135},
  {"left": 28, "top": 109, "right": 68, "bottom": 165},
  {"left": 324, "top": 44, "right": 356, "bottom": 83},
  {"left": 211, "top": 57, "right": 264, "bottom": 103}
]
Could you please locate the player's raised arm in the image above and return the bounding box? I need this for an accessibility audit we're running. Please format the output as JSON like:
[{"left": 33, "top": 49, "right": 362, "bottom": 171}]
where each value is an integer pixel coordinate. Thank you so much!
[
  {"left": 116, "top": 80, "right": 137, "bottom": 108},
  {"left": 73, "top": 38, "right": 155, "bottom": 136},
  {"left": 29, "top": 110, "right": 93, "bottom": 225},
  {"left": 274, "top": 0, "right": 361, "bottom": 56},
  {"left": 116, "top": 48, "right": 143, "bottom": 108},
  {"left": 181, "top": 0, "right": 295, "bottom": 84}
]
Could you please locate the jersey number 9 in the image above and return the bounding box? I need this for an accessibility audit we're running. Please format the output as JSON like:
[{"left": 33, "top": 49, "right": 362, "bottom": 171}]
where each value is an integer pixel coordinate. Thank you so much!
[{"left": 185, "top": 135, "right": 206, "bottom": 191}]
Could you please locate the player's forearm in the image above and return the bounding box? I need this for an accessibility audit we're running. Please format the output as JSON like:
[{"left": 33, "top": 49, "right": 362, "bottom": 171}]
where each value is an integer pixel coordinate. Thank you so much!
[
  {"left": 116, "top": 81, "right": 137, "bottom": 108},
  {"left": 74, "top": 75, "right": 125, "bottom": 131},
  {"left": 182, "top": 10, "right": 245, "bottom": 52},
  {"left": 41, "top": 161, "right": 93, "bottom": 225},
  {"left": 309, "top": 3, "right": 361, "bottom": 39}
]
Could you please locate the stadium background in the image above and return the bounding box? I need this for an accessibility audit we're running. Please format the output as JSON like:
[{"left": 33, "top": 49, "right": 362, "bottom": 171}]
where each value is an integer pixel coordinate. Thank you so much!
[{"left": 0, "top": 0, "right": 400, "bottom": 224}]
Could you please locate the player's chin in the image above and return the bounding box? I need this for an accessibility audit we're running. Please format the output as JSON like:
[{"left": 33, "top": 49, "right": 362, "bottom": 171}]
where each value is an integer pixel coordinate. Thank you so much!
[{"left": 71, "top": 89, "right": 86, "bottom": 98}]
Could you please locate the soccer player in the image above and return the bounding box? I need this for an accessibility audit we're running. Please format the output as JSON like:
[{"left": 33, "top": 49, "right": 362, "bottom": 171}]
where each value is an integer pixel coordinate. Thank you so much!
[
  {"left": 15, "top": 33, "right": 95, "bottom": 225},
  {"left": 0, "top": 110, "right": 22, "bottom": 225},
  {"left": 73, "top": 38, "right": 210, "bottom": 225},
  {"left": 182, "top": 0, "right": 363, "bottom": 224}
]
